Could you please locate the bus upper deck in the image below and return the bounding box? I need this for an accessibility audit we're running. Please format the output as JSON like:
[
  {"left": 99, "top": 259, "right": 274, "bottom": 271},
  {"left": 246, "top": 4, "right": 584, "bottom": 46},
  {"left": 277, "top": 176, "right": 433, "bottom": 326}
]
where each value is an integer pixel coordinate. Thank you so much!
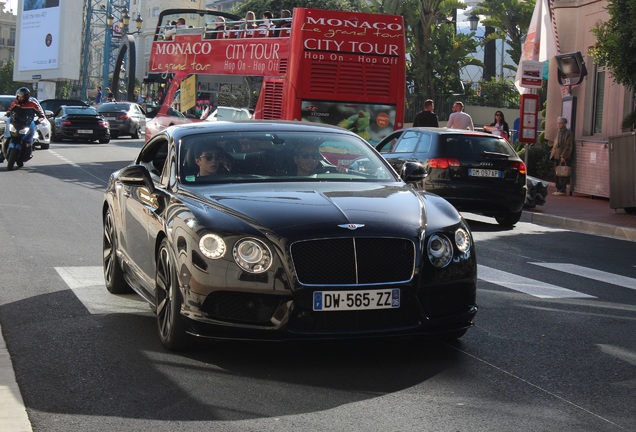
[{"left": 144, "top": 8, "right": 406, "bottom": 143}]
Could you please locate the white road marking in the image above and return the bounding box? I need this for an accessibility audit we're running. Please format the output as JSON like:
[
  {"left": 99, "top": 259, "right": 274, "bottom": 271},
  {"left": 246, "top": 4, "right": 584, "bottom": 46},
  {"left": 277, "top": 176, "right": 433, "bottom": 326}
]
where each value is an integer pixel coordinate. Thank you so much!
[
  {"left": 55, "top": 267, "right": 152, "bottom": 315},
  {"left": 529, "top": 263, "right": 636, "bottom": 291},
  {"left": 59, "top": 263, "right": 620, "bottom": 312},
  {"left": 49, "top": 150, "right": 80, "bottom": 168},
  {"left": 478, "top": 265, "right": 596, "bottom": 299}
]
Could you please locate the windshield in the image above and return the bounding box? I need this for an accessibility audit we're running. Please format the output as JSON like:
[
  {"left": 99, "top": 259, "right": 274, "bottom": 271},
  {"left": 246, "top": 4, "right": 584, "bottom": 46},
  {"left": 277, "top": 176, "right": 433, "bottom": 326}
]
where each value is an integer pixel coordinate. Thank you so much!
[
  {"left": 98, "top": 103, "right": 130, "bottom": 112},
  {"left": 0, "top": 96, "right": 14, "bottom": 112},
  {"left": 66, "top": 107, "right": 98, "bottom": 115},
  {"left": 179, "top": 131, "right": 396, "bottom": 184}
]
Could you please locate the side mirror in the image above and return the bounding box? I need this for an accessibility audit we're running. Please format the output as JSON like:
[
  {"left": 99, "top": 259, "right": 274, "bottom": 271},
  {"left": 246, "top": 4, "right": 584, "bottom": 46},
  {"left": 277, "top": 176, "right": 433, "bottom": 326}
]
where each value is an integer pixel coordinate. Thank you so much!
[
  {"left": 118, "top": 164, "right": 156, "bottom": 193},
  {"left": 401, "top": 161, "right": 426, "bottom": 184}
]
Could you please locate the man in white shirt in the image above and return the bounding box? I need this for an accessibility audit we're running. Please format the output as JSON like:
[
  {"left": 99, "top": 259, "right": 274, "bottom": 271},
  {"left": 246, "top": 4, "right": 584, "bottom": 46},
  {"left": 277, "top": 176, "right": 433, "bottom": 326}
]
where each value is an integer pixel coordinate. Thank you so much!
[{"left": 446, "top": 101, "right": 474, "bottom": 130}]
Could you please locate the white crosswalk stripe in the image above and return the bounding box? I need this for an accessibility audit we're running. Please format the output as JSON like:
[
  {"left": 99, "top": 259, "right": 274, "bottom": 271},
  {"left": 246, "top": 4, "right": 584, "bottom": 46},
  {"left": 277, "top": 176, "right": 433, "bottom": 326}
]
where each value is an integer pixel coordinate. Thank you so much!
[
  {"left": 529, "top": 263, "right": 636, "bottom": 291},
  {"left": 55, "top": 267, "right": 152, "bottom": 316},
  {"left": 478, "top": 265, "right": 596, "bottom": 299},
  {"left": 58, "top": 263, "right": 633, "bottom": 313}
]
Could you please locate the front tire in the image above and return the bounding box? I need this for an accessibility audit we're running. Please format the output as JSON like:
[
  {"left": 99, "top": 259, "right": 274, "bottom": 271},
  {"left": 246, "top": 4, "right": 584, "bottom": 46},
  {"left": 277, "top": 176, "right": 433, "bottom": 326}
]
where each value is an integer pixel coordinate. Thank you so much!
[
  {"left": 131, "top": 126, "right": 140, "bottom": 140},
  {"left": 103, "top": 209, "right": 133, "bottom": 294},
  {"left": 6, "top": 147, "right": 17, "bottom": 171},
  {"left": 495, "top": 210, "right": 522, "bottom": 227},
  {"left": 156, "top": 239, "right": 189, "bottom": 350},
  {"left": 40, "top": 143, "right": 50, "bottom": 150}
]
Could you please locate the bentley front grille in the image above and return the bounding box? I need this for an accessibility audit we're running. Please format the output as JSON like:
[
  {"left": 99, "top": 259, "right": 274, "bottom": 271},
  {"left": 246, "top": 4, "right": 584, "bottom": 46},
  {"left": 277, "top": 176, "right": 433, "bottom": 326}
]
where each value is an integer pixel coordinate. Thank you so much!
[{"left": 291, "top": 237, "right": 415, "bottom": 285}]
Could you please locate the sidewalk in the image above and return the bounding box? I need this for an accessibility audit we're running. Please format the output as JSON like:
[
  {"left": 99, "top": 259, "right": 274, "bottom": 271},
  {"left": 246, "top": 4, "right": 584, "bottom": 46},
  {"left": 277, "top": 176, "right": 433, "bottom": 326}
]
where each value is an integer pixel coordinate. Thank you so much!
[{"left": 521, "top": 182, "right": 636, "bottom": 242}]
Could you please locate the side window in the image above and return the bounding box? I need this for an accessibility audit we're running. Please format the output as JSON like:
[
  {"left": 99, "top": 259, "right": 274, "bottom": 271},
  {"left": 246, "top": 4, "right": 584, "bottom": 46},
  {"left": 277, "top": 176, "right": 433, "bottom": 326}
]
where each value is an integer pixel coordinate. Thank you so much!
[
  {"left": 138, "top": 137, "right": 169, "bottom": 177},
  {"left": 377, "top": 131, "right": 403, "bottom": 153},
  {"left": 393, "top": 131, "right": 422, "bottom": 153}
]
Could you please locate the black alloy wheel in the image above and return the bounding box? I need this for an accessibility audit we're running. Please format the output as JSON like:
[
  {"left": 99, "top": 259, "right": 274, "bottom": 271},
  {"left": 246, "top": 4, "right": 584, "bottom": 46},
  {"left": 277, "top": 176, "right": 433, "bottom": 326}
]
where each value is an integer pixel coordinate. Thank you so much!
[
  {"left": 156, "top": 239, "right": 189, "bottom": 350},
  {"left": 103, "top": 209, "right": 132, "bottom": 294}
]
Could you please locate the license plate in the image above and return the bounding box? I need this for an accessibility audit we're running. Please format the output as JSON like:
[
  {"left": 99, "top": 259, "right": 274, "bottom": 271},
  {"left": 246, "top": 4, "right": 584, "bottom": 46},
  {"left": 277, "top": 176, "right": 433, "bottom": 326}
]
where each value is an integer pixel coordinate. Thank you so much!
[
  {"left": 78, "top": 129, "right": 93, "bottom": 134},
  {"left": 469, "top": 168, "right": 501, "bottom": 177},
  {"left": 105, "top": 116, "right": 116, "bottom": 120},
  {"left": 313, "top": 289, "right": 400, "bottom": 311}
]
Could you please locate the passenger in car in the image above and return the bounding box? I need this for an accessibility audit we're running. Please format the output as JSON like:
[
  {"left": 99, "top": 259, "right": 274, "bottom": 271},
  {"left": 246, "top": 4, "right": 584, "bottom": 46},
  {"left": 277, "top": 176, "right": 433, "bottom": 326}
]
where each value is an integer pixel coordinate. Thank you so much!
[
  {"left": 292, "top": 144, "right": 323, "bottom": 176},
  {"left": 195, "top": 144, "right": 233, "bottom": 177}
]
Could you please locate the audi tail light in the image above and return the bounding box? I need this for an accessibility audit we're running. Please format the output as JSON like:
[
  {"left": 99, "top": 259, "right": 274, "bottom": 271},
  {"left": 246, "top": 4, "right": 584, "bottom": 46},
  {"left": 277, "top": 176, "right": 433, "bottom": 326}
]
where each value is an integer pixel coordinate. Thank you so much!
[
  {"left": 510, "top": 161, "right": 526, "bottom": 174},
  {"left": 429, "top": 158, "right": 460, "bottom": 169}
]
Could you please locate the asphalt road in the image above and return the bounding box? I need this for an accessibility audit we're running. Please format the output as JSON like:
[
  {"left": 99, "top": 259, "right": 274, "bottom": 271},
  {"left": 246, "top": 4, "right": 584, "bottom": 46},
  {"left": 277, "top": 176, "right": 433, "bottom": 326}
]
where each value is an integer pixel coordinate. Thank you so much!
[{"left": 0, "top": 139, "right": 634, "bottom": 432}]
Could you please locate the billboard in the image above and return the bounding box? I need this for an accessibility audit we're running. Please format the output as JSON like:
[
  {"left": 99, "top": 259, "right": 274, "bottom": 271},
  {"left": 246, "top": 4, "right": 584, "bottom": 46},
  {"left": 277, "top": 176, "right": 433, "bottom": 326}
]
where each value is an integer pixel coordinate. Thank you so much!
[{"left": 14, "top": 0, "right": 82, "bottom": 81}]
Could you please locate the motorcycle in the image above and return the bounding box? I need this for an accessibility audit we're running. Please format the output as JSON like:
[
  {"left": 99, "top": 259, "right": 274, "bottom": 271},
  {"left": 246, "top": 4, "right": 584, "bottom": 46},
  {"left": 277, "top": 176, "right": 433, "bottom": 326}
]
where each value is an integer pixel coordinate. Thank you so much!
[{"left": 1, "top": 108, "right": 38, "bottom": 171}]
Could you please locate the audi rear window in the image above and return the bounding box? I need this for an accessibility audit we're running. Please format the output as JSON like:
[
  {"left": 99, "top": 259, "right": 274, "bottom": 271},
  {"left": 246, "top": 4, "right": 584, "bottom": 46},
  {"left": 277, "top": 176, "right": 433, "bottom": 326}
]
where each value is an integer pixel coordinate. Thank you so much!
[{"left": 441, "top": 135, "right": 516, "bottom": 157}]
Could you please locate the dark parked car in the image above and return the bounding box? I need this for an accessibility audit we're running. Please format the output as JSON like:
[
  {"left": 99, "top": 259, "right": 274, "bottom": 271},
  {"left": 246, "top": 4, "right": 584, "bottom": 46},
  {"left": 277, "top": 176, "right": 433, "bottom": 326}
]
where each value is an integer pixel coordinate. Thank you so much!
[
  {"left": 97, "top": 102, "right": 146, "bottom": 139},
  {"left": 102, "top": 121, "right": 477, "bottom": 350},
  {"left": 39, "top": 99, "right": 89, "bottom": 113},
  {"left": 375, "top": 127, "right": 527, "bottom": 226},
  {"left": 51, "top": 105, "right": 110, "bottom": 143}
]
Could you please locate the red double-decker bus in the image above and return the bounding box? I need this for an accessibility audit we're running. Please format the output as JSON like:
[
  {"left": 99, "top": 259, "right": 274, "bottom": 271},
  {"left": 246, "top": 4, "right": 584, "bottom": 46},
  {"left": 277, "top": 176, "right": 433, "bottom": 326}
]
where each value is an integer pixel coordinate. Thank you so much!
[{"left": 143, "top": 8, "right": 406, "bottom": 143}]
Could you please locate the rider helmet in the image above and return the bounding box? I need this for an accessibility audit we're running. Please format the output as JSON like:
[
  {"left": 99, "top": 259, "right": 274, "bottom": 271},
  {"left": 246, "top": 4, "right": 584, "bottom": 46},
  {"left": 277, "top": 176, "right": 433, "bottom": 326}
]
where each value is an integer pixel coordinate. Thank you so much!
[{"left": 16, "top": 87, "right": 31, "bottom": 104}]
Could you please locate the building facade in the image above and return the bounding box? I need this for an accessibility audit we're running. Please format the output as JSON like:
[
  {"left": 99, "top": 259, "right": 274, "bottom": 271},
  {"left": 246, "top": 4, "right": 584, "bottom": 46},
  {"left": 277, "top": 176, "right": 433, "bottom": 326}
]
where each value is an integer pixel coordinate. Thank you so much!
[
  {"left": 553, "top": 0, "right": 632, "bottom": 199},
  {"left": 0, "top": 7, "right": 16, "bottom": 68}
]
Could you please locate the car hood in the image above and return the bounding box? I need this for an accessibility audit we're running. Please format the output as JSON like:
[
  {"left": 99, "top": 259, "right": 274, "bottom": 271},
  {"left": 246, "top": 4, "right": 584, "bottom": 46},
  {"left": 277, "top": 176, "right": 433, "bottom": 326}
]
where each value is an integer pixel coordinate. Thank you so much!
[{"left": 182, "top": 182, "right": 462, "bottom": 239}]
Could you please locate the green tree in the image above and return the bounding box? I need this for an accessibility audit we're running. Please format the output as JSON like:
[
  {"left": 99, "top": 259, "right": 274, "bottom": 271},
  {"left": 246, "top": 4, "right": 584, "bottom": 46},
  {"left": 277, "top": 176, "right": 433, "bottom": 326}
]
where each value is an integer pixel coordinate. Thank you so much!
[
  {"left": 371, "top": 0, "right": 480, "bottom": 101},
  {"left": 471, "top": 0, "right": 534, "bottom": 71},
  {"left": 0, "top": 60, "right": 30, "bottom": 95},
  {"left": 465, "top": 77, "right": 519, "bottom": 108},
  {"left": 591, "top": 0, "right": 636, "bottom": 128}
]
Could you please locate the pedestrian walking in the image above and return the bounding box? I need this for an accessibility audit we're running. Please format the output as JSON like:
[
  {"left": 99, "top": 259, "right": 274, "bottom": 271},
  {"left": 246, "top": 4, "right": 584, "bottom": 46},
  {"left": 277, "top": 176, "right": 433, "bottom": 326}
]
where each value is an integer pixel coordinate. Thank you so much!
[
  {"left": 95, "top": 86, "right": 103, "bottom": 105},
  {"left": 446, "top": 101, "right": 474, "bottom": 130},
  {"left": 413, "top": 99, "right": 439, "bottom": 127}
]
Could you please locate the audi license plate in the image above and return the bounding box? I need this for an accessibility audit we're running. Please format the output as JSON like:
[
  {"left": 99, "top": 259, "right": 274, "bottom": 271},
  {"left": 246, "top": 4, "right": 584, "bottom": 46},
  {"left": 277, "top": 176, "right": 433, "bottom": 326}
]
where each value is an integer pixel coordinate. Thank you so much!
[
  {"left": 313, "top": 289, "right": 400, "bottom": 311},
  {"left": 469, "top": 168, "right": 501, "bottom": 178},
  {"left": 78, "top": 129, "right": 93, "bottom": 134}
]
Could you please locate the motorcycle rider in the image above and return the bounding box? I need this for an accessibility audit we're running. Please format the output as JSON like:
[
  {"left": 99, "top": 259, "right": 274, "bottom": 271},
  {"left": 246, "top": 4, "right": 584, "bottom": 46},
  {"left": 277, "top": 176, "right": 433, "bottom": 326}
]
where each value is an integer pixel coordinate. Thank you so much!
[{"left": 0, "top": 87, "right": 45, "bottom": 163}]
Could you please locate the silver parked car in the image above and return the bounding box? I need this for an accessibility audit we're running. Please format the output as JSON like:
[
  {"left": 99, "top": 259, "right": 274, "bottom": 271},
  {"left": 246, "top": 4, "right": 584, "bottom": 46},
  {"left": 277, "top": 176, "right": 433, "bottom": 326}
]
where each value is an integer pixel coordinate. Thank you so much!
[{"left": 97, "top": 102, "right": 147, "bottom": 139}]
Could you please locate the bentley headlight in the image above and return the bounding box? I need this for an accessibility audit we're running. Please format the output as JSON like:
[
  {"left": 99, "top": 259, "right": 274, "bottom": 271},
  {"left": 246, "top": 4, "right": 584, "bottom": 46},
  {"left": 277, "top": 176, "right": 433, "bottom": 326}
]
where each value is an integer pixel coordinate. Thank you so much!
[
  {"left": 233, "top": 238, "right": 272, "bottom": 273},
  {"left": 427, "top": 234, "right": 453, "bottom": 268},
  {"left": 199, "top": 233, "right": 226, "bottom": 259},
  {"left": 454, "top": 228, "right": 471, "bottom": 253}
]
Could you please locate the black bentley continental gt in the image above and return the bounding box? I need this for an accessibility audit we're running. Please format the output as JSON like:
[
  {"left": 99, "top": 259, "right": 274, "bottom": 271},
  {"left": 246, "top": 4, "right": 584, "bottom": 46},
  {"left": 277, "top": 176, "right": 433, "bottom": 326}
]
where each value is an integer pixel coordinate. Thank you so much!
[{"left": 102, "top": 121, "right": 477, "bottom": 350}]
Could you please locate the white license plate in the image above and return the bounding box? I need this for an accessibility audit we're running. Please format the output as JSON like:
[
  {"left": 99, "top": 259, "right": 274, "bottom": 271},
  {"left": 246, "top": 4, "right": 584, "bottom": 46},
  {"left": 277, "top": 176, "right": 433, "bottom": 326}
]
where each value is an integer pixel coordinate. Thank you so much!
[
  {"left": 469, "top": 168, "right": 501, "bottom": 177},
  {"left": 78, "top": 129, "right": 93, "bottom": 134},
  {"left": 313, "top": 289, "right": 400, "bottom": 311},
  {"left": 105, "top": 116, "right": 116, "bottom": 120}
]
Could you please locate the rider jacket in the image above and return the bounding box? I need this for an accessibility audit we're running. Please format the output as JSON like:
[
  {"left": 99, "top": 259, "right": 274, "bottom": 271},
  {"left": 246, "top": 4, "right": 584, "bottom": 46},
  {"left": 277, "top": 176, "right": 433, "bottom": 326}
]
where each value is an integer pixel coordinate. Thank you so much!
[{"left": 7, "top": 97, "right": 45, "bottom": 122}]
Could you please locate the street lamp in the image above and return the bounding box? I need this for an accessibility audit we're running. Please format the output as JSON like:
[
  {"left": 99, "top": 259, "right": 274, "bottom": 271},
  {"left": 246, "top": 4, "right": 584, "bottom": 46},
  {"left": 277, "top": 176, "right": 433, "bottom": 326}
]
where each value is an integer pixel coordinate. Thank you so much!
[
  {"left": 107, "top": 7, "right": 143, "bottom": 35},
  {"left": 468, "top": 14, "right": 479, "bottom": 31}
]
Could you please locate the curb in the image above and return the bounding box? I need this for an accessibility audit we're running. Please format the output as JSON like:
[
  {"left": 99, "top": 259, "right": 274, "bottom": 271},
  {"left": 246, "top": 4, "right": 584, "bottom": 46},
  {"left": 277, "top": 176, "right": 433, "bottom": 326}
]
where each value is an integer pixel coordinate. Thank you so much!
[
  {"left": 521, "top": 211, "right": 636, "bottom": 242},
  {"left": 0, "top": 324, "right": 32, "bottom": 432}
]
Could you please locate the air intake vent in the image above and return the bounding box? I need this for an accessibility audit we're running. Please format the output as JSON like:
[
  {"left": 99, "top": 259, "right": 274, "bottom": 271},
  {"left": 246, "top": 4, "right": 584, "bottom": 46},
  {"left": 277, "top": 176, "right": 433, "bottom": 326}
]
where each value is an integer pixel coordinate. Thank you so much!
[
  {"left": 305, "top": 59, "right": 393, "bottom": 100},
  {"left": 261, "top": 80, "right": 284, "bottom": 119}
]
